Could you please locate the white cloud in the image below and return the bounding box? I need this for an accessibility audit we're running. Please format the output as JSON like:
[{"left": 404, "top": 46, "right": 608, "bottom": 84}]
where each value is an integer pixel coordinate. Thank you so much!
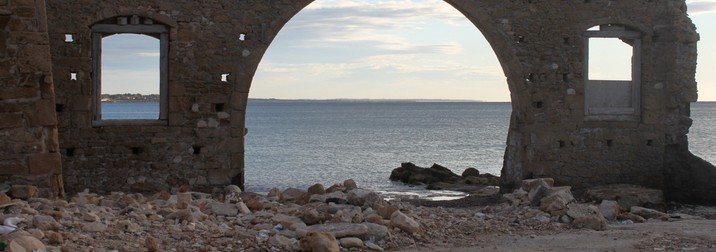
[
  {"left": 102, "top": 69, "right": 160, "bottom": 94},
  {"left": 258, "top": 54, "right": 503, "bottom": 80},
  {"left": 687, "top": 0, "right": 716, "bottom": 15},
  {"left": 279, "top": 0, "right": 470, "bottom": 52},
  {"left": 254, "top": 0, "right": 508, "bottom": 101},
  {"left": 136, "top": 52, "right": 160, "bottom": 57}
]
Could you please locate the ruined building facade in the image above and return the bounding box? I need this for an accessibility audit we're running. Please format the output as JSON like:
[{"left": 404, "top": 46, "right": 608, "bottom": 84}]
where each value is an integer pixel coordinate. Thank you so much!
[{"left": 2, "top": 0, "right": 714, "bottom": 203}]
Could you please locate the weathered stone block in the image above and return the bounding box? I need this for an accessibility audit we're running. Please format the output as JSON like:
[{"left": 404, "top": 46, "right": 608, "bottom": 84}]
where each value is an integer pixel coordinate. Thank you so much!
[
  {"left": 585, "top": 184, "right": 664, "bottom": 209},
  {"left": 0, "top": 87, "right": 38, "bottom": 101},
  {"left": 10, "top": 184, "right": 38, "bottom": 199},
  {"left": 522, "top": 178, "right": 554, "bottom": 192},
  {"left": 26, "top": 99, "right": 57, "bottom": 126},
  {"left": 566, "top": 204, "right": 608, "bottom": 231},
  {"left": 29, "top": 152, "right": 61, "bottom": 174}
]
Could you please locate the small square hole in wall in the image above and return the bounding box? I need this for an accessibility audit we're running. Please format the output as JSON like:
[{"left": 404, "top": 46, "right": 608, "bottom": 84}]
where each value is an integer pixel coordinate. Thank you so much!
[
  {"left": 64, "top": 34, "right": 74, "bottom": 42},
  {"left": 65, "top": 148, "right": 75, "bottom": 157},
  {"left": 131, "top": 147, "right": 144, "bottom": 155},
  {"left": 70, "top": 72, "right": 77, "bottom": 81},
  {"left": 55, "top": 104, "right": 64, "bottom": 112},
  {"left": 192, "top": 146, "right": 202, "bottom": 155},
  {"left": 221, "top": 74, "right": 230, "bottom": 82},
  {"left": 558, "top": 141, "right": 566, "bottom": 148},
  {"left": 214, "top": 103, "right": 225, "bottom": 112},
  {"left": 239, "top": 33, "right": 246, "bottom": 41},
  {"left": 606, "top": 139, "right": 614, "bottom": 147},
  {"left": 646, "top": 139, "right": 654, "bottom": 146},
  {"left": 533, "top": 101, "right": 544, "bottom": 109}
]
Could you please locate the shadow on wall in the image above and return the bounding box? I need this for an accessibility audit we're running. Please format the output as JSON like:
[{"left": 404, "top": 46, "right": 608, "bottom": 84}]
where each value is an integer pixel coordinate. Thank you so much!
[{"left": 664, "top": 145, "right": 716, "bottom": 205}]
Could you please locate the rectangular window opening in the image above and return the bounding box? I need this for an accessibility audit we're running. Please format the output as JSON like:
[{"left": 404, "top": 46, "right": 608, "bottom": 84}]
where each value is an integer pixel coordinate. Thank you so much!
[
  {"left": 584, "top": 25, "right": 641, "bottom": 120},
  {"left": 221, "top": 73, "right": 230, "bottom": 82},
  {"left": 588, "top": 37, "right": 633, "bottom": 81},
  {"left": 70, "top": 72, "right": 77, "bottom": 81},
  {"left": 64, "top": 34, "right": 74, "bottom": 43},
  {"left": 98, "top": 33, "right": 161, "bottom": 121}
]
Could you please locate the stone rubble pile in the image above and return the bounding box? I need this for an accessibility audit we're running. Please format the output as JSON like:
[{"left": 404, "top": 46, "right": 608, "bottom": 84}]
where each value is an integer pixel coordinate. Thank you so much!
[
  {"left": 502, "top": 178, "right": 696, "bottom": 231},
  {"left": 0, "top": 178, "right": 702, "bottom": 251}
]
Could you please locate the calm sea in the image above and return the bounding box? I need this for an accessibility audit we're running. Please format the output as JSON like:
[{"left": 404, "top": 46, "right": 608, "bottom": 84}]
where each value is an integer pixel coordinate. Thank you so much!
[{"left": 103, "top": 101, "right": 716, "bottom": 195}]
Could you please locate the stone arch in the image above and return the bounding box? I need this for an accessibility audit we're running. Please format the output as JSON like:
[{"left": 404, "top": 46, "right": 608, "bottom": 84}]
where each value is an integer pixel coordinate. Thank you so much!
[{"left": 240, "top": 1, "right": 526, "bottom": 189}]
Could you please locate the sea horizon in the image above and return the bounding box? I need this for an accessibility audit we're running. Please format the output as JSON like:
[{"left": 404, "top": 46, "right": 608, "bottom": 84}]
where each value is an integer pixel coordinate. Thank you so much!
[{"left": 100, "top": 100, "right": 716, "bottom": 195}]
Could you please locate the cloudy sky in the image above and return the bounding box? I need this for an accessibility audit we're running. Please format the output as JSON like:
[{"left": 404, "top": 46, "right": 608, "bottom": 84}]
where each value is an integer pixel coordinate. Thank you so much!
[{"left": 104, "top": 0, "right": 716, "bottom": 102}]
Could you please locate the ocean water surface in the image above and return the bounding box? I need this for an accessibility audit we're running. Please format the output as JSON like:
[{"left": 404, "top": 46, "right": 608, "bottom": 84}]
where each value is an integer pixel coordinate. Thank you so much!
[
  {"left": 245, "top": 100, "right": 510, "bottom": 196},
  {"left": 102, "top": 101, "right": 716, "bottom": 195},
  {"left": 102, "top": 102, "right": 159, "bottom": 120}
]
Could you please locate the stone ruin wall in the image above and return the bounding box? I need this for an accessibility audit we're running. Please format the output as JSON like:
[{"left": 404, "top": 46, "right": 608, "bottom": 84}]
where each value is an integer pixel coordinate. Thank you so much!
[
  {"left": 44, "top": 0, "right": 312, "bottom": 194},
  {"left": 0, "top": 0, "right": 63, "bottom": 198},
  {"left": 1, "top": 0, "right": 712, "bottom": 202}
]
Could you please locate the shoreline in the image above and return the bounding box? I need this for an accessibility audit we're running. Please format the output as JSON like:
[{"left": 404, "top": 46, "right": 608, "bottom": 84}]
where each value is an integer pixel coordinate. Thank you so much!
[{"left": 2, "top": 179, "right": 716, "bottom": 251}]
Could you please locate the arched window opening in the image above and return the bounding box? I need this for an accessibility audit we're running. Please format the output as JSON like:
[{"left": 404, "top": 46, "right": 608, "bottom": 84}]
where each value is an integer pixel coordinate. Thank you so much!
[{"left": 91, "top": 15, "right": 169, "bottom": 125}]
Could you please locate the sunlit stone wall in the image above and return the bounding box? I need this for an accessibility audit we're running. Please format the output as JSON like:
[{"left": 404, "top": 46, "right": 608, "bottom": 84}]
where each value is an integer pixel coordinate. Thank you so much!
[{"left": 2, "top": 0, "right": 707, "bottom": 201}]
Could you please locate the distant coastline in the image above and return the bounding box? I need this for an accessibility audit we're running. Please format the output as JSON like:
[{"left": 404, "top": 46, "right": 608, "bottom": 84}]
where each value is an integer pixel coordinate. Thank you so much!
[
  {"left": 101, "top": 94, "right": 716, "bottom": 103},
  {"left": 101, "top": 93, "right": 159, "bottom": 102},
  {"left": 248, "top": 98, "right": 487, "bottom": 103}
]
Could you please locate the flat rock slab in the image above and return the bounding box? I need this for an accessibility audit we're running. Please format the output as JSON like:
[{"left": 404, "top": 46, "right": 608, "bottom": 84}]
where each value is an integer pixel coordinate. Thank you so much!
[
  {"left": 585, "top": 184, "right": 663, "bottom": 209},
  {"left": 305, "top": 223, "right": 368, "bottom": 238}
]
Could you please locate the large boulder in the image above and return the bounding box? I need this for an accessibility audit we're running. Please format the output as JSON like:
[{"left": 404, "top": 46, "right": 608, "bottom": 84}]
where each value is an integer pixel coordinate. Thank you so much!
[
  {"left": 300, "top": 231, "right": 339, "bottom": 252},
  {"left": 585, "top": 184, "right": 664, "bottom": 210},
  {"left": 462, "top": 173, "right": 500, "bottom": 186},
  {"left": 539, "top": 186, "right": 575, "bottom": 215},
  {"left": 389, "top": 163, "right": 461, "bottom": 185},
  {"left": 461, "top": 168, "right": 480, "bottom": 177},
  {"left": 566, "top": 204, "right": 608, "bottom": 231},
  {"left": 5, "top": 231, "right": 47, "bottom": 251},
  {"left": 390, "top": 211, "right": 422, "bottom": 234}
]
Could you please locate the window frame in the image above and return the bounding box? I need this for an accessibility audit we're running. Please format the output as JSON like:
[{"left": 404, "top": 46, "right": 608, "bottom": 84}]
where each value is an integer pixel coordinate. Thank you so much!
[
  {"left": 91, "top": 21, "right": 169, "bottom": 126},
  {"left": 583, "top": 25, "right": 642, "bottom": 121}
]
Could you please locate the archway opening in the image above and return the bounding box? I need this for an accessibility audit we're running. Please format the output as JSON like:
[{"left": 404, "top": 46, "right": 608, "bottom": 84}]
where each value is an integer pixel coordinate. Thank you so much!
[{"left": 246, "top": 0, "right": 511, "bottom": 196}]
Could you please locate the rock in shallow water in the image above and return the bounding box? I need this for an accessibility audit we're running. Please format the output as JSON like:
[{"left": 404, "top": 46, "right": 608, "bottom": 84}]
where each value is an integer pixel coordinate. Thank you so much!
[{"left": 389, "top": 162, "right": 461, "bottom": 185}]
